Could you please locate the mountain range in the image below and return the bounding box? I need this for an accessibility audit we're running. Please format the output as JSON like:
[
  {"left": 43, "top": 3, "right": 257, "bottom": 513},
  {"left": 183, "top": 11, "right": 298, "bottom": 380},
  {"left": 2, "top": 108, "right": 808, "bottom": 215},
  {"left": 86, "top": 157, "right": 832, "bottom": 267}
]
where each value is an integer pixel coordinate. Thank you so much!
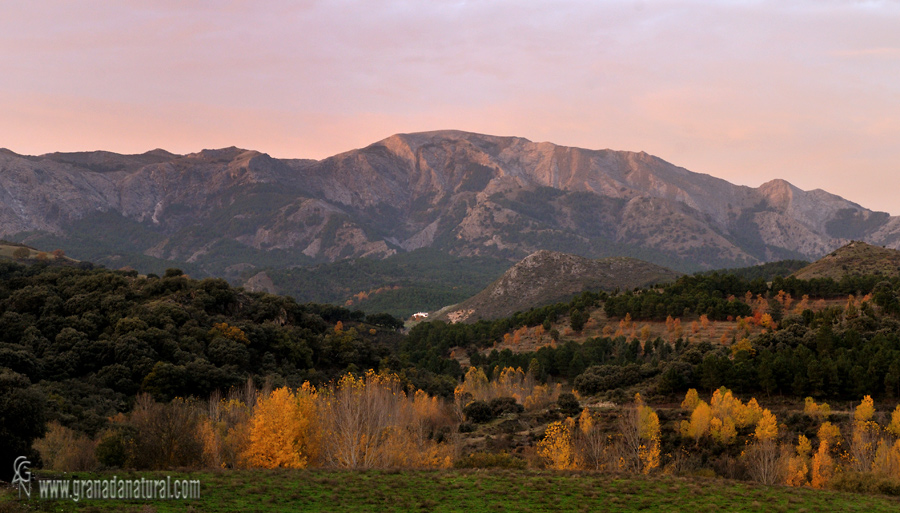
[{"left": 2, "top": 130, "right": 898, "bottom": 312}]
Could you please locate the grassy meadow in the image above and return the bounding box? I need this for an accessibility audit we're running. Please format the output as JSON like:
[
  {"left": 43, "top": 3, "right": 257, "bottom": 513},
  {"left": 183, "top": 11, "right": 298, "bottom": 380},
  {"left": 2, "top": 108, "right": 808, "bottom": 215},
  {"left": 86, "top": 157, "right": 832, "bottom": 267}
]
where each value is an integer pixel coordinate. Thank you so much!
[{"left": 3, "top": 470, "right": 900, "bottom": 513}]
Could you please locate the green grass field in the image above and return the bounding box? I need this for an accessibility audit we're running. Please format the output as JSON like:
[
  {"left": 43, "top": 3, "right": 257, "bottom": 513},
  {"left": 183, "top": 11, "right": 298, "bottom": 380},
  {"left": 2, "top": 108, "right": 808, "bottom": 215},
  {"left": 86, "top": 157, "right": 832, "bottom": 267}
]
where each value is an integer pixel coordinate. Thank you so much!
[{"left": 4, "top": 470, "right": 900, "bottom": 512}]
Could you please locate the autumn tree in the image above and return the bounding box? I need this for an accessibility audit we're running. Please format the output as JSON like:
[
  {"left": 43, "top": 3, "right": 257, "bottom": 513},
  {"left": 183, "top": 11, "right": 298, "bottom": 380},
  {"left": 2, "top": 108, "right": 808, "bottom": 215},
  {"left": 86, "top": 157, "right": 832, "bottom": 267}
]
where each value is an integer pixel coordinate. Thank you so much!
[
  {"left": 619, "top": 394, "right": 660, "bottom": 473},
  {"left": 455, "top": 367, "right": 490, "bottom": 406},
  {"left": 810, "top": 439, "right": 835, "bottom": 489},
  {"left": 681, "top": 400, "right": 711, "bottom": 443},
  {"left": 209, "top": 322, "right": 250, "bottom": 344},
  {"left": 242, "top": 385, "right": 318, "bottom": 469},
  {"left": 803, "top": 397, "right": 831, "bottom": 420},
  {"left": 199, "top": 393, "right": 251, "bottom": 468},
  {"left": 850, "top": 395, "right": 879, "bottom": 472},
  {"left": 33, "top": 422, "right": 97, "bottom": 471},
  {"left": 681, "top": 389, "right": 700, "bottom": 412},
  {"left": 320, "top": 371, "right": 451, "bottom": 469},
  {"left": 784, "top": 435, "right": 811, "bottom": 486},
  {"left": 887, "top": 405, "right": 900, "bottom": 438},
  {"left": 539, "top": 419, "right": 576, "bottom": 470},
  {"left": 321, "top": 372, "right": 398, "bottom": 468},
  {"left": 124, "top": 394, "right": 204, "bottom": 470},
  {"left": 744, "top": 408, "right": 780, "bottom": 485},
  {"left": 575, "top": 408, "right": 612, "bottom": 471}
]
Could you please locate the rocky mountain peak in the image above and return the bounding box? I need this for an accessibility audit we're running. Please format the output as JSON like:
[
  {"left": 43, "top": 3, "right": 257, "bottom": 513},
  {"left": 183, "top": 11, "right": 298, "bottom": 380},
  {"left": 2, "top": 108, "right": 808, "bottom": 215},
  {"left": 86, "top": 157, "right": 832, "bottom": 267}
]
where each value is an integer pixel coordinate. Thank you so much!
[{"left": 757, "top": 178, "right": 798, "bottom": 208}]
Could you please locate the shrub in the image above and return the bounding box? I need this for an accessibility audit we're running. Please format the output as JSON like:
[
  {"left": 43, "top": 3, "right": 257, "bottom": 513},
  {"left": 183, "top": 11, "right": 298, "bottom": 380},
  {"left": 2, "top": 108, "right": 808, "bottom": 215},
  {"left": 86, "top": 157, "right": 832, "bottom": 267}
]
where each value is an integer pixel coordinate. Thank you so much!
[
  {"left": 34, "top": 422, "right": 97, "bottom": 471},
  {"left": 557, "top": 393, "right": 581, "bottom": 416},
  {"left": 463, "top": 401, "right": 494, "bottom": 423},
  {"left": 830, "top": 472, "right": 900, "bottom": 496},
  {"left": 574, "top": 364, "right": 644, "bottom": 395},
  {"left": 489, "top": 397, "right": 524, "bottom": 417},
  {"left": 95, "top": 427, "right": 134, "bottom": 468}
]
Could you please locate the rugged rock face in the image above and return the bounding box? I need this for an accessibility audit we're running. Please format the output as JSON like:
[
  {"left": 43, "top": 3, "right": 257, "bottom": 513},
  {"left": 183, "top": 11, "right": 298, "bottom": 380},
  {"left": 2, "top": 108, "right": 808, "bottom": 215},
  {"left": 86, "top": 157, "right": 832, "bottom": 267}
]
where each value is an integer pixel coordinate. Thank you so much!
[
  {"left": 432, "top": 250, "right": 682, "bottom": 322},
  {"left": 1, "top": 130, "right": 898, "bottom": 277},
  {"left": 244, "top": 271, "right": 278, "bottom": 294}
]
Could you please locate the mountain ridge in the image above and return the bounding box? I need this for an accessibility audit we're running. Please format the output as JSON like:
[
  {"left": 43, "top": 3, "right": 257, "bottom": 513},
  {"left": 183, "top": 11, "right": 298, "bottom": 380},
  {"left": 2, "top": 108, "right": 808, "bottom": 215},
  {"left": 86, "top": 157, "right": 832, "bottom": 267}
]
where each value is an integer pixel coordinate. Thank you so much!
[{"left": 2, "top": 130, "right": 898, "bottom": 302}]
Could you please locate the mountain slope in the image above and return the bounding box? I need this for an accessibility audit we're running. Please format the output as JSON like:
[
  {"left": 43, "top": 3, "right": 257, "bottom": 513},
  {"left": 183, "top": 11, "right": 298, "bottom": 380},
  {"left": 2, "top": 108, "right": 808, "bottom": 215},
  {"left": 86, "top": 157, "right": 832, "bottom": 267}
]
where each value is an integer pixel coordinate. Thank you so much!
[
  {"left": 432, "top": 250, "right": 681, "bottom": 322},
  {"left": 2, "top": 131, "right": 899, "bottom": 305},
  {"left": 792, "top": 241, "right": 900, "bottom": 281}
]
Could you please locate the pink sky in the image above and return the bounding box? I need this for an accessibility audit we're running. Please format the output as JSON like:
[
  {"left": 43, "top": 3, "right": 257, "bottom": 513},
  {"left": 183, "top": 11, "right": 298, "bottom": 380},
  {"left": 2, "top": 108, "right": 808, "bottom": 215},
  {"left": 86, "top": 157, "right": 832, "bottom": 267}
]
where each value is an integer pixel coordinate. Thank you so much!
[{"left": 1, "top": 1, "right": 899, "bottom": 213}]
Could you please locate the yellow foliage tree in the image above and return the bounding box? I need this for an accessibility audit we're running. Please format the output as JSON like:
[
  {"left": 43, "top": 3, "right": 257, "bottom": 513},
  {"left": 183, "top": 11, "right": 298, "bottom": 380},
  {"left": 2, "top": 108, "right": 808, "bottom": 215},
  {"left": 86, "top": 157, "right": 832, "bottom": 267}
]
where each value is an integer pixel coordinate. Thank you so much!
[
  {"left": 455, "top": 367, "right": 490, "bottom": 405},
  {"left": 681, "top": 389, "right": 700, "bottom": 412},
  {"left": 540, "top": 420, "right": 575, "bottom": 470},
  {"left": 319, "top": 371, "right": 451, "bottom": 469},
  {"left": 619, "top": 394, "right": 660, "bottom": 474},
  {"left": 496, "top": 367, "right": 529, "bottom": 403},
  {"left": 575, "top": 408, "right": 610, "bottom": 471},
  {"left": 754, "top": 409, "right": 778, "bottom": 442},
  {"left": 523, "top": 383, "right": 562, "bottom": 411},
  {"left": 738, "top": 398, "right": 764, "bottom": 427},
  {"left": 210, "top": 322, "right": 249, "bottom": 344},
  {"left": 710, "top": 417, "right": 737, "bottom": 444},
  {"left": 637, "top": 395, "right": 660, "bottom": 442},
  {"left": 871, "top": 439, "right": 900, "bottom": 478},
  {"left": 685, "top": 401, "right": 711, "bottom": 443},
  {"left": 855, "top": 395, "right": 875, "bottom": 423},
  {"left": 731, "top": 338, "right": 754, "bottom": 357},
  {"left": 803, "top": 397, "right": 831, "bottom": 420},
  {"left": 817, "top": 421, "right": 842, "bottom": 448},
  {"left": 744, "top": 407, "right": 780, "bottom": 485},
  {"left": 850, "top": 396, "right": 880, "bottom": 472},
  {"left": 887, "top": 405, "right": 900, "bottom": 438}
]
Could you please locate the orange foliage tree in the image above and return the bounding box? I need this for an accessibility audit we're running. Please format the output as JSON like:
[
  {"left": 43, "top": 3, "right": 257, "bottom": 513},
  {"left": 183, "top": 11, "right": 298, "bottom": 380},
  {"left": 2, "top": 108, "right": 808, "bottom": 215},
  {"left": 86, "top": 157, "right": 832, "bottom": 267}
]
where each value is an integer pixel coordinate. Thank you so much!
[{"left": 242, "top": 384, "right": 318, "bottom": 469}]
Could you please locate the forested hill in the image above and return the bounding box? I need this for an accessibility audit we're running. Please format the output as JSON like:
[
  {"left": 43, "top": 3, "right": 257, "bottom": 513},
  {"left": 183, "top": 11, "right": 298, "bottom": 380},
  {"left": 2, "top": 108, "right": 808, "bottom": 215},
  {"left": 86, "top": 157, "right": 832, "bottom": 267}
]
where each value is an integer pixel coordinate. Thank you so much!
[{"left": 0, "top": 260, "right": 429, "bottom": 437}]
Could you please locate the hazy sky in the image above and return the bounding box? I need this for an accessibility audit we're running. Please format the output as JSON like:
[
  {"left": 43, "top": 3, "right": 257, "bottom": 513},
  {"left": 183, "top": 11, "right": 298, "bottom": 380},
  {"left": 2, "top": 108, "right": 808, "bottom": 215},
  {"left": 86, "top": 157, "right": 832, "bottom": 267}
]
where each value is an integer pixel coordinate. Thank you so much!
[{"left": 2, "top": 1, "right": 899, "bottom": 213}]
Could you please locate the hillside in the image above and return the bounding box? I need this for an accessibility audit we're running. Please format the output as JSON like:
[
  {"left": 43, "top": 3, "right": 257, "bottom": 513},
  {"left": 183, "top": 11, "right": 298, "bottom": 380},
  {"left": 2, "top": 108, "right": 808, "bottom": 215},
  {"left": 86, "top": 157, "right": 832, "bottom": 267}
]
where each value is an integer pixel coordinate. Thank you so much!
[
  {"left": 432, "top": 250, "right": 680, "bottom": 322},
  {"left": 0, "top": 239, "right": 77, "bottom": 264},
  {"left": 4, "top": 131, "right": 900, "bottom": 308},
  {"left": 792, "top": 241, "right": 900, "bottom": 280}
]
